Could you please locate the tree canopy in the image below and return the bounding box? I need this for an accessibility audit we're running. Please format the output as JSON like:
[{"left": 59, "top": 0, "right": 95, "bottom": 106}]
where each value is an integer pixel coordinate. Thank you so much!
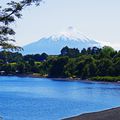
[
  {"left": 0, "top": 0, "right": 42, "bottom": 50},
  {"left": 0, "top": 46, "right": 120, "bottom": 82}
]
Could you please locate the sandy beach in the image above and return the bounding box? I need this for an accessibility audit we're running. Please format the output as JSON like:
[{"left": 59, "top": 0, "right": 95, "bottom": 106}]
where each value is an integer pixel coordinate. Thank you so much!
[{"left": 63, "top": 107, "right": 120, "bottom": 120}]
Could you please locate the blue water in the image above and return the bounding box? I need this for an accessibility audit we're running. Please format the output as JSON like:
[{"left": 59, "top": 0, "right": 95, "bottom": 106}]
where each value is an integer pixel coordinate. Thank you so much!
[{"left": 0, "top": 76, "right": 120, "bottom": 120}]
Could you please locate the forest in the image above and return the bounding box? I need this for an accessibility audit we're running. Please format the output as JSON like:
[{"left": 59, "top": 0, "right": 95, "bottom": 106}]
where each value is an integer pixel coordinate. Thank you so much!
[{"left": 0, "top": 46, "right": 120, "bottom": 82}]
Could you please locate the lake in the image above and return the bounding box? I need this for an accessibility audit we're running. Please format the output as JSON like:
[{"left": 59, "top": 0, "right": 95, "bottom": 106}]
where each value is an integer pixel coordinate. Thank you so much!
[{"left": 0, "top": 76, "right": 120, "bottom": 120}]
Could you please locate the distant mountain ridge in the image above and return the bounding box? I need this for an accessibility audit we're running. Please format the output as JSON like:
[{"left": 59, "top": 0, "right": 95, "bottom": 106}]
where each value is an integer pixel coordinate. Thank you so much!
[{"left": 23, "top": 27, "right": 102, "bottom": 55}]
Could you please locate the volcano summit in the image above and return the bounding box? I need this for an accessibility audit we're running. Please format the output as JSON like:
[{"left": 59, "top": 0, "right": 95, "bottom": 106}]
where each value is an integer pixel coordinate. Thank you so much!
[{"left": 23, "top": 27, "right": 102, "bottom": 55}]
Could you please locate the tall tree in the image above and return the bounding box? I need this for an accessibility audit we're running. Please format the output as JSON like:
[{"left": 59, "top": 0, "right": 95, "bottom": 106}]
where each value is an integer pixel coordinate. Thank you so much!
[
  {"left": 100, "top": 46, "right": 115, "bottom": 58},
  {"left": 0, "top": 0, "right": 42, "bottom": 50}
]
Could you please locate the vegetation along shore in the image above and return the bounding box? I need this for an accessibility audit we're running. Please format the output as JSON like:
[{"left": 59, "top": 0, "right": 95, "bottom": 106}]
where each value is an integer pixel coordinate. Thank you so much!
[{"left": 0, "top": 46, "right": 120, "bottom": 82}]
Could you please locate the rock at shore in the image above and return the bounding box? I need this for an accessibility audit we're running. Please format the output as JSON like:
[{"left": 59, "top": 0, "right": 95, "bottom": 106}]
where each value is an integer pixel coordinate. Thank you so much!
[{"left": 63, "top": 107, "right": 120, "bottom": 120}]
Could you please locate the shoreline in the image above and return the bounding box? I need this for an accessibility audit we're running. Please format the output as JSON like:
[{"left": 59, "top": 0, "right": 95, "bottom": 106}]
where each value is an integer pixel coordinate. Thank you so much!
[
  {"left": 63, "top": 107, "right": 120, "bottom": 120},
  {"left": 0, "top": 74, "right": 120, "bottom": 84}
]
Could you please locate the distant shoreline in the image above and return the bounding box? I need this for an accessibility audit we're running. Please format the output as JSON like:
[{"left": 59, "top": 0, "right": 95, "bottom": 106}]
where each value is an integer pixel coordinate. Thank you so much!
[{"left": 0, "top": 74, "right": 120, "bottom": 84}]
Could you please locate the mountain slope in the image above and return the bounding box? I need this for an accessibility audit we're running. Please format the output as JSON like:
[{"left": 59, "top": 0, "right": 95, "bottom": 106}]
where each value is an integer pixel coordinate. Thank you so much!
[{"left": 23, "top": 28, "right": 102, "bottom": 55}]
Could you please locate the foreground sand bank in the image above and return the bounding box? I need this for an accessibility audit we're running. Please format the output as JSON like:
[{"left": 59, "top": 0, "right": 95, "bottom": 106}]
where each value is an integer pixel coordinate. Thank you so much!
[{"left": 63, "top": 107, "right": 120, "bottom": 120}]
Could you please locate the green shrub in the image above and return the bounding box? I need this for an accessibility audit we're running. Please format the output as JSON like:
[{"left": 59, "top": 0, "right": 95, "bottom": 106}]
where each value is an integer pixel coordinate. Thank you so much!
[{"left": 90, "top": 76, "right": 120, "bottom": 82}]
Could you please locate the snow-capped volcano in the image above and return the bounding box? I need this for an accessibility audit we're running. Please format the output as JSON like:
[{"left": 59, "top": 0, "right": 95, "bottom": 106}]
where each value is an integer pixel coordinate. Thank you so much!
[
  {"left": 44, "top": 27, "right": 92, "bottom": 42},
  {"left": 23, "top": 27, "right": 102, "bottom": 55}
]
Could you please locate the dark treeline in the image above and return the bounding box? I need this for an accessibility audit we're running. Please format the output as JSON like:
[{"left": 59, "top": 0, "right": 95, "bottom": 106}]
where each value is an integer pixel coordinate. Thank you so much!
[{"left": 0, "top": 46, "right": 120, "bottom": 81}]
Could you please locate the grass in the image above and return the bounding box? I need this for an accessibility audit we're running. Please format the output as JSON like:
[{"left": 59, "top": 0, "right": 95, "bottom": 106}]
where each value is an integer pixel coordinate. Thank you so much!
[{"left": 90, "top": 76, "right": 120, "bottom": 82}]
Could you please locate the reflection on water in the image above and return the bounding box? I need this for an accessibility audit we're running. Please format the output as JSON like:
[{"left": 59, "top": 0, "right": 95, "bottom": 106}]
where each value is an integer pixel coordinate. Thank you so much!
[{"left": 0, "top": 76, "right": 120, "bottom": 120}]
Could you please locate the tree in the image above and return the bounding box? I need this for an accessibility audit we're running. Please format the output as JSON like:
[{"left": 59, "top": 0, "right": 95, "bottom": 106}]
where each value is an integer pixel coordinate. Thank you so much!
[
  {"left": 81, "top": 47, "right": 101, "bottom": 56},
  {"left": 113, "top": 57, "right": 120, "bottom": 76},
  {"left": 49, "top": 56, "right": 69, "bottom": 77},
  {"left": 75, "top": 56, "right": 97, "bottom": 78},
  {"left": 0, "top": 0, "right": 42, "bottom": 50},
  {"left": 100, "top": 46, "right": 115, "bottom": 58},
  {"left": 96, "top": 58, "right": 113, "bottom": 76},
  {"left": 64, "top": 58, "right": 76, "bottom": 77},
  {"left": 91, "top": 47, "right": 101, "bottom": 55},
  {"left": 34, "top": 53, "right": 48, "bottom": 61},
  {"left": 0, "top": 51, "right": 23, "bottom": 63},
  {"left": 61, "top": 46, "right": 79, "bottom": 57},
  {"left": 75, "top": 60, "right": 85, "bottom": 77},
  {"left": 81, "top": 48, "right": 87, "bottom": 54}
]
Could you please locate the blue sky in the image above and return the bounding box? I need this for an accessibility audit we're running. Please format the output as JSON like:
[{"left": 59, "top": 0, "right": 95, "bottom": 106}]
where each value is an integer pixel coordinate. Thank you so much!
[{"left": 2, "top": 0, "right": 120, "bottom": 49}]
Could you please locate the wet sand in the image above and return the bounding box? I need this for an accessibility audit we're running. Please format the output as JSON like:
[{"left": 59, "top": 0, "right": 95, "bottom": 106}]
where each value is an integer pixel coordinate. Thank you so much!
[{"left": 63, "top": 107, "right": 120, "bottom": 120}]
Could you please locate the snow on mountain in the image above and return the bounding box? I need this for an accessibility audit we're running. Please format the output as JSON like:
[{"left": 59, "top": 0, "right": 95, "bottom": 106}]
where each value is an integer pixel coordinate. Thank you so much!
[{"left": 22, "top": 27, "right": 102, "bottom": 55}]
